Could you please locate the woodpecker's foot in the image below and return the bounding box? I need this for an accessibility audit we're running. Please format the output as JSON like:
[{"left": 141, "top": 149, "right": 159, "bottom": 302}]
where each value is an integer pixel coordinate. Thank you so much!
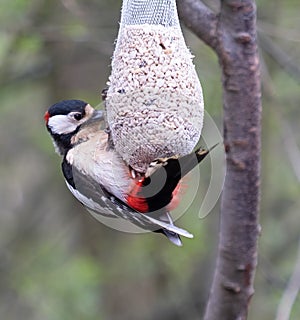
[
  {"left": 129, "top": 167, "right": 143, "bottom": 179},
  {"left": 101, "top": 87, "right": 108, "bottom": 101},
  {"left": 105, "top": 127, "right": 115, "bottom": 151}
]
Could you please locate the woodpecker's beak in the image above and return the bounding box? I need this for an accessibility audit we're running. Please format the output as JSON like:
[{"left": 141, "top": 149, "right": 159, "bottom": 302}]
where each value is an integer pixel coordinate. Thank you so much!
[
  {"left": 91, "top": 109, "right": 104, "bottom": 121},
  {"left": 84, "top": 104, "right": 103, "bottom": 120},
  {"left": 79, "top": 108, "right": 105, "bottom": 132}
]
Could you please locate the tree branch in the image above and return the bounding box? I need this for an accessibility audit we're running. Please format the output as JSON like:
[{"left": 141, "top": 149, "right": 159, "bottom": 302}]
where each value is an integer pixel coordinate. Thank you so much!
[
  {"left": 177, "top": 0, "right": 218, "bottom": 50},
  {"left": 205, "top": 3, "right": 261, "bottom": 319},
  {"left": 179, "top": 1, "right": 261, "bottom": 319}
]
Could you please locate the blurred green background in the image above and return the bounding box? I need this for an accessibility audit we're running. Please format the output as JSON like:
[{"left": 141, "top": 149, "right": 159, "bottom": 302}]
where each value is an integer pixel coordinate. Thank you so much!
[{"left": 0, "top": 0, "right": 299, "bottom": 319}]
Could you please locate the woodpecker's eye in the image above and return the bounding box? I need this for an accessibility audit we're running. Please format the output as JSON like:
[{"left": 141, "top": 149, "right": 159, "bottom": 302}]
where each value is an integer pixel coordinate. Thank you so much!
[
  {"left": 69, "top": 112, "right": 83, "bottom": 121},
  {"left": 74, "top": 113, "right": 83, "bottom": 121}
]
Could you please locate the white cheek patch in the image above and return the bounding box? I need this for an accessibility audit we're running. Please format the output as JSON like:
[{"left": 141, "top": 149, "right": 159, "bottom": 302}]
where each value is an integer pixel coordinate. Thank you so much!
[{"left": 48, "top": 115, "right": 78, "bottom": 135}]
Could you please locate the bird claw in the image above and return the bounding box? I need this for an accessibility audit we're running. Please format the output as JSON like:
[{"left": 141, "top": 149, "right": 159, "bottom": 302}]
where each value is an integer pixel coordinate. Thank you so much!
[{"left": 129, "top": 167, "right": 142, "bottom": 179}]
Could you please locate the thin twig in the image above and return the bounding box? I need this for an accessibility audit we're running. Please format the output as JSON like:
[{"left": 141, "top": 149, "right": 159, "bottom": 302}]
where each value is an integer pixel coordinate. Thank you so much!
[
  {"left": 259, "top": 32, "right": 300, "bottom": 82},
  {"left": 275, "top": 237, "right": 300, "bottom": 320},
  {"left": 260, "top": 42, "right": 300, "bottom": 320},
  {"left": 275, "top": 119, "right": 300, "bottom": 320},
  {"left": 258, "top": 21, "right": 300, "bottom": 43},
  {"left": 281, "top": 122, "right": 300, "bottom": 183}
]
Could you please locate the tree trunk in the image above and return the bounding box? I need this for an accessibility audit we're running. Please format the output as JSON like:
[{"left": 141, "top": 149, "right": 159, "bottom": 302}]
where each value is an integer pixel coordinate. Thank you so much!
[{"left": 178, "top": 1, "right": 262, "bottom": 319}]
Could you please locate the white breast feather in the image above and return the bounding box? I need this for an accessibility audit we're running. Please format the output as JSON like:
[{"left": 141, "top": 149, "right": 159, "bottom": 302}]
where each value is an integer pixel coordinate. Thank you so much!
[{"left": 66, "top": 132, "right": 130, "bottom": 202}]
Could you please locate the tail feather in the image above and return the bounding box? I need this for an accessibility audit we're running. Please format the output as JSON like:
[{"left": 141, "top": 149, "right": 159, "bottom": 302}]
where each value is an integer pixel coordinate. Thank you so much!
[
  {"left": 158, "top": 229, "right": 182, "bottom": 246},
  {"left": 148, "top": 210, "right": 190, "bottom": 246},
  {"left": 179, "top": 144, "right": 219, "bottom": 177},
  {"left": 143, "top": 213, "right": 194, "bottom": 239}
]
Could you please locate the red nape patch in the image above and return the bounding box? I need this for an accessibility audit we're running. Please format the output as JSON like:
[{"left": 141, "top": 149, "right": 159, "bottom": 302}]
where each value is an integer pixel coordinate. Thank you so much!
[
  {"left": 126, "top": 179, "right": 149, "bottom": 213},
  {"left": 44, "top": 111, "right": 50, "bottom": 123}
]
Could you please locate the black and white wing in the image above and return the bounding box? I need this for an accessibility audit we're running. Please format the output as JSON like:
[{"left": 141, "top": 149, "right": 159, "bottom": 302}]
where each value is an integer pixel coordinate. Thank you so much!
[{"left": 64, "top": 164, "right": 193, "bottom": 243}]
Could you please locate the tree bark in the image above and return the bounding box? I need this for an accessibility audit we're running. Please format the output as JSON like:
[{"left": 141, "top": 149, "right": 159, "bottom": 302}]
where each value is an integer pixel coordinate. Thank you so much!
[{"left": 178, "top": 1, "right": 261, "bottom": 319}]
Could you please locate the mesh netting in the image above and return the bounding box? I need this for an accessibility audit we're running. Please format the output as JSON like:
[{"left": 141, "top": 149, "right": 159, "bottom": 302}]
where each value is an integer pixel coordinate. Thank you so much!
[
  {"left": 105, "top": 0, "right": 204, "bottom": 172},
  {"left": 120, "top": 0, "right": 179, "bottom": 26}
]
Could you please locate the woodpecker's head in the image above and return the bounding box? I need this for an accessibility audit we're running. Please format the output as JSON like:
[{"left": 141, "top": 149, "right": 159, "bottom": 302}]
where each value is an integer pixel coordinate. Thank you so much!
[{"left": 44, "top": 99, "right": 102, "bottom": 156}]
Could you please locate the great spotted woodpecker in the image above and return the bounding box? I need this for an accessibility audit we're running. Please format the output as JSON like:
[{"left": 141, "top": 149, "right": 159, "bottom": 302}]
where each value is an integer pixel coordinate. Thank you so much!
[{"left": 44, "top": 99, "right": 213, "bottom": 246}]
